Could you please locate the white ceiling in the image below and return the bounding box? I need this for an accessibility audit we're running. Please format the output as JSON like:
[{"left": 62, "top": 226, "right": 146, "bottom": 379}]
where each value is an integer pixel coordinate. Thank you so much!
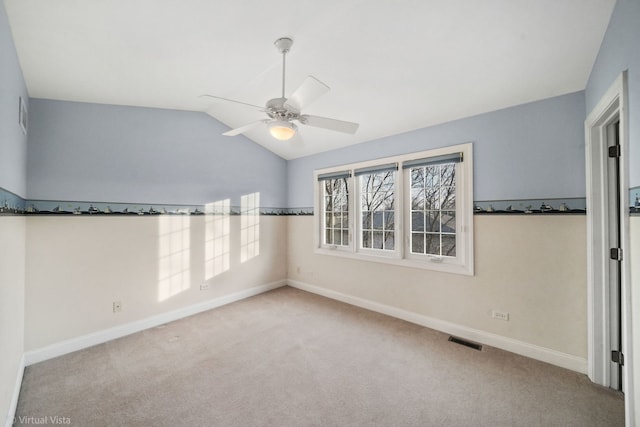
[{"left": 5, "top": 0, "right": 615, "bottom": 160}]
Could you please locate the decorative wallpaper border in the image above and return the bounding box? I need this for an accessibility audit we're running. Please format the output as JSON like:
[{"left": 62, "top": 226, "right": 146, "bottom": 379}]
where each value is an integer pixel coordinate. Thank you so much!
[
  {"left": 2, "top": 186, "right": 639, "bottom": 217},
  {"left": 631, "top": 186, "right": 640, "bottom": 216},
  {"left": 22, "top": 200, "right": 314, "bottom": 216},
  {"left": 0, "top": 189, "right": 315, "bottom": 216},
  {"left": 0, "top": 187, "right": 26, "bottom": 214},
  {"left": 473, "top": 198, "right": 586, "bottom": 215}
]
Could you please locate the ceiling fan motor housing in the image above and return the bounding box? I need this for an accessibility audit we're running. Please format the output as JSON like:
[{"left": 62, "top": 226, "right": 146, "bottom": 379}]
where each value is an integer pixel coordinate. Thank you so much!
[{"left": 266, "top": 97, "right": 299, "bottom": 121}]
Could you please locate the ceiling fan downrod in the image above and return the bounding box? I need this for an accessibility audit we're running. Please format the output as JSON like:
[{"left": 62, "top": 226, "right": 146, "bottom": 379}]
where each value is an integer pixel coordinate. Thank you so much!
[{"left": 274, "top": 37, "right": 293, "bottom": 99}]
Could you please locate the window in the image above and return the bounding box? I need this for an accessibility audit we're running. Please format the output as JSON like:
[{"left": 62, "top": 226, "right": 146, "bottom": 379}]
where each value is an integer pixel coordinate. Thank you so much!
[
  {"left": 314, "top": 143, "right": 473, "bottom": 275},
  {"left": 356, "top": 164, "right": 397, "bottom": 253},
  {"left": 319, "top": 171, "right": 351, "bottom": 249},
  {"left": 405, "top": 153, "right": 461, "bottom": 258}
]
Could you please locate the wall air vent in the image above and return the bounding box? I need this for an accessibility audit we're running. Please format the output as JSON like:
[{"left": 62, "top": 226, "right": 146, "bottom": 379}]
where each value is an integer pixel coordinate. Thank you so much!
[{"left": 448, "top": 336, "right": 483, "bottom": 351}]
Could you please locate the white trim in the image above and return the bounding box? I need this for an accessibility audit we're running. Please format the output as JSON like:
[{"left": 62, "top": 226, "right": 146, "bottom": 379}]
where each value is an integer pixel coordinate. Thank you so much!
[
  {"left": 24, "top": 280, "right": 286, "bottom": 366},
  {"left": 585, "top": 71, "right": 634, "bottom": 425},
  {"left": 5, "top": 355, "right": 25, "bottom": 427},
  {"left": 287, "top": 280, "right": 587, "bottom": 373}
]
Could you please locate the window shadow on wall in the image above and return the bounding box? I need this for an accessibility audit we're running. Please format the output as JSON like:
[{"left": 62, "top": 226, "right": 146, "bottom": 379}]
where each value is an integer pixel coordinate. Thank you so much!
[{"left": 157, "top": 215, "right": 191, "bottom": 302}]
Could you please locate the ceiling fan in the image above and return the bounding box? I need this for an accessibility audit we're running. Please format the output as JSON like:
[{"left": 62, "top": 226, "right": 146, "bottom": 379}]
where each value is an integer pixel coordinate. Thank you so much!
[{"left": 201, "top": 37, "right": 359, "bottom": 141}]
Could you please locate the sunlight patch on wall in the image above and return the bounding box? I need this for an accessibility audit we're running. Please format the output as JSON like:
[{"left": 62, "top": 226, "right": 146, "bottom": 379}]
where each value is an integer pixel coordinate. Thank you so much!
[
  {"left": 205, "top": 199, "right": 230, "bottom": 279},
  {"left": 158, "top": 215, "right": 191, "bottom": 302},
  {"left": 241, "top": 192, "right": 260, "bottom": 263}
]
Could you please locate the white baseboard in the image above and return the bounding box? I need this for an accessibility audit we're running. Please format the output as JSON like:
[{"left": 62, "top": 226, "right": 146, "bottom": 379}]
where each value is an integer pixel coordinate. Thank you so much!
[
  {"left": 5, "top": 354, "right": 25, "bottom": 427},
  {"left": 287, "top": 280, "right": 587, "bottom": 374},
  {"left": 24, "top": 280, "right": 286, "bottom": 366}
]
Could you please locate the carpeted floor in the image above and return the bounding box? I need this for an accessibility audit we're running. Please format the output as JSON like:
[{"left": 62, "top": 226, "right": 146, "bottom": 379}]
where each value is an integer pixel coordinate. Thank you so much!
[{"left": 15, "top": 286, "right": 624, "bottom": 426}]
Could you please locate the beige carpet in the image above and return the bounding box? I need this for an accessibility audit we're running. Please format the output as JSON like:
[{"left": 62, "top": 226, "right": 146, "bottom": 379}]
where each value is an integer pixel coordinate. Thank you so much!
[{"left": 15, "top": 286, "right": 623, "bottom": 426}]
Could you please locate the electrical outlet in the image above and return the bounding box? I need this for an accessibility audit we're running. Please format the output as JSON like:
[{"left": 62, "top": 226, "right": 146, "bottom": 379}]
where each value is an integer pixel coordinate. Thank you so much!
[
  {"left": 113, "top": 301, "right": 122, "bottom": 313},
  {"left": 200, "top": 283, "right": 210, "bottom": 291},
  {"left": 492, "top": 310, "right": 509, "bottom": 321}
]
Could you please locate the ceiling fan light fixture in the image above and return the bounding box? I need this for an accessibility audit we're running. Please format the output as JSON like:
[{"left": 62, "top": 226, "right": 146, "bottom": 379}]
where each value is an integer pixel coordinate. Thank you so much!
[{"left": 269, "top": 120, "right": 297, "bottom": 141}]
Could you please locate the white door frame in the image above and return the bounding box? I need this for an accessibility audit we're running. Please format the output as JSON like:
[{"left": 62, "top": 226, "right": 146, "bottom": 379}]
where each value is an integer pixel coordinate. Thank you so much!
[{"left": 585, "top": 71, "right": 634, "bottom": 423}]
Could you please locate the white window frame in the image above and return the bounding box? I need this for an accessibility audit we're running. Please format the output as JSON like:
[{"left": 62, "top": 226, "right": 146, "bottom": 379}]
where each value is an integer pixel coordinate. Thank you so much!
[
  {"left": 314, "top": 143, "right": 474, "bottom": 276},
  {"left": 355, "top": 165, "right": 401, "bottom": 259},
  {"left": 317, "top": 172, "right": 354, "bottom": 253}
]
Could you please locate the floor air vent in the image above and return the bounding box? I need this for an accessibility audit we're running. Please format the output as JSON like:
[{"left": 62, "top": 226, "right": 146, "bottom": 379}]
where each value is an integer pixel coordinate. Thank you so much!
[{"left": 448, "top": 336, "right": 483, "bottom": 351}]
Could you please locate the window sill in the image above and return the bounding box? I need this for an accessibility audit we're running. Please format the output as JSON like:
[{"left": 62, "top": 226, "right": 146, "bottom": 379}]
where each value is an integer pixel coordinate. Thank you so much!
[{"left": 314, "top": 247, "right": 474, "bottom": 276}]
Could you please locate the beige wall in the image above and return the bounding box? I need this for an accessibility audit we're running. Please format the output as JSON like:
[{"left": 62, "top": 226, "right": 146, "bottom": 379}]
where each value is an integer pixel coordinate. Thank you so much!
[
  {"left": 22, "top": 213, "right": 592, "bottom": 364},
  {"left": 0, "top": 217, "right": 25, "bottom": 425},
  {"left": 24, "top": 215, "right": 287, "bottom": 350},
  {"left": 288, "top": 215, "right": 587, "bottom": 358}
]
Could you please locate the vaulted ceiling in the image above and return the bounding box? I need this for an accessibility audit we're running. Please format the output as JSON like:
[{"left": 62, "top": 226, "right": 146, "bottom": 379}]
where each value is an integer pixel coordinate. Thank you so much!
[{"left": 5, "top": 0, "right": 616, "bottom": 159}]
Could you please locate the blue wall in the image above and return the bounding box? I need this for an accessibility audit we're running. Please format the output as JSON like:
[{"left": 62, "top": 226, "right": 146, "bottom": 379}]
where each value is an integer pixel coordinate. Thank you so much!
[
  {"left": 586, "top": 0, "right": 640, "bottom": 189},
  {"left": 27, "top": 99, "right": 287, "bottom": 208},
  {"left": 0, "top": 2, "right": 28, "bottom": 196},
  {"left": 287, "top": 91, "right": 586, "bottom": 208}
]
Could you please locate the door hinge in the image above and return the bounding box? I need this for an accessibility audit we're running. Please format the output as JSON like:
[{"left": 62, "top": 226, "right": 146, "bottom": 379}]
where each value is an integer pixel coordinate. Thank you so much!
[
  {"left": 612, "top": 350, "right": 624, "bottom": 366},
  {"left": 610, "top": 247, "right": 622, "bottom": 261},
  {"left": 608, "top": 145, "right": 621, "bottom": 158}
]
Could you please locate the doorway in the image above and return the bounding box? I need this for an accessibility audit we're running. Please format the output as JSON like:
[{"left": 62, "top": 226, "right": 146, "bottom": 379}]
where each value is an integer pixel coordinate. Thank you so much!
[
  {"left": 606, "top": 119, "right": 622, "bottom": 391},
  {"left": 585, "top": 71, "right": 633, "bottom": 423}
]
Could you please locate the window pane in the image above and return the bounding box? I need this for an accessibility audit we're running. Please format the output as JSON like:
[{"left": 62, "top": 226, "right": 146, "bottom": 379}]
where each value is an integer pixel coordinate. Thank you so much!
[
  {"left": 441, "top": 187, "right": 456, "bottom": 209},
  {"left": 361, "top": 175, "right": 373, "bottom": 193},
  {"left": 425, "top": 167, "right": 439, "bottom": 187},
  {"left": 340, "top": 213, "right": 350, "bottom": 228},
  {"left": 411, "top": 233, "right": 424, "bottom": 253},
  {"left": 341, "top": 230, "right": 349, "bottom": 246},
  {"left": 411, "top": 189, "right": 424, "bottom": 210},
  {"left": 425, "top": 233, "right": 440, "bottom": 255},
  {"left": 442, "top": 234, "right": 456, "bottom": 257},
  {"left": 325, "top": 229, "right": 333, "bottom": 245},
  {"left": 425, "top": 212, "right": 440, "bottom": 232},
  {"left": 411, "top": 212, "right": 424, "bottom": 231},
  {"left": 361, "top": 193, "right": 371, "bottom": 210},
  {"left": 333, "top": 229, "right": 343, "bottom": 246},
  {"left": 372, "top": 211, "right": 384, "bottom": 230},
  {"left": 411, "top": 168, "right": 424, "bottom": 188},
  {"left": 383, "top": 193, "right": 394, "bottom": 210},
  {"left": 325, "top": 196, "right": 332, "bottom": 211},
  {"left": 425, "top": 187, "right": 439, "bottom": 210},
  {"left": 371, "top": 188, "right": 385, "bottom": 211},
  {"left": 442, "top": 211, "right": 456, "bottom": 233},
  {"left": 336, "top": 194, "right": 348, "bottom": 211},
  {"left": 372, "top": 231, "right": 384, "bottom": 249},
  {"left": 325, "top": 213, "right": 333, "bottom": 228},
  {"left": 441, "top": 164, "right": 456, "bottom": 186},
  {"left": 384, "top": 211, "right": 394, "bottom": 231},
  {"left": 362, "top": 212, "right": 372, "bottom": 229},
  {"left": 362, "top": 231, "right": 372, "bottom": 248},
  {"left": 384, "top": 232, "right": 395, "bottom": 250}
]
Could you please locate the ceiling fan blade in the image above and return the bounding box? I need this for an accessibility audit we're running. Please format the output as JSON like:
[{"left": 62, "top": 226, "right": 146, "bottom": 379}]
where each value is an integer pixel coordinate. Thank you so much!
[
  {"left": 299, "top": 114, "right": 359, "bottom": 134},
  {"left": 200, "top": 94, "right": 264, "bottom": 111},
  {"left": 222, "top": 120, "right": 269, "bottom": 136},
  {"left": 284, "top": 76, "right": 330, "bottom": 111}
]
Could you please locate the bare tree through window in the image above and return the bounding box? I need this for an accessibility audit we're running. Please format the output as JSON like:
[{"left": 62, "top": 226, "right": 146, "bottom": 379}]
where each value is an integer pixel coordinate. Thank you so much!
[
  {"left": 360, "top": 171, "right": 395, "bottom": 250},
  {"left": 410, "top": 163, "right": 456, "bottom": 256},
  {"left": 323, "top": 178, "right": 349, "bottom": 246}
]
